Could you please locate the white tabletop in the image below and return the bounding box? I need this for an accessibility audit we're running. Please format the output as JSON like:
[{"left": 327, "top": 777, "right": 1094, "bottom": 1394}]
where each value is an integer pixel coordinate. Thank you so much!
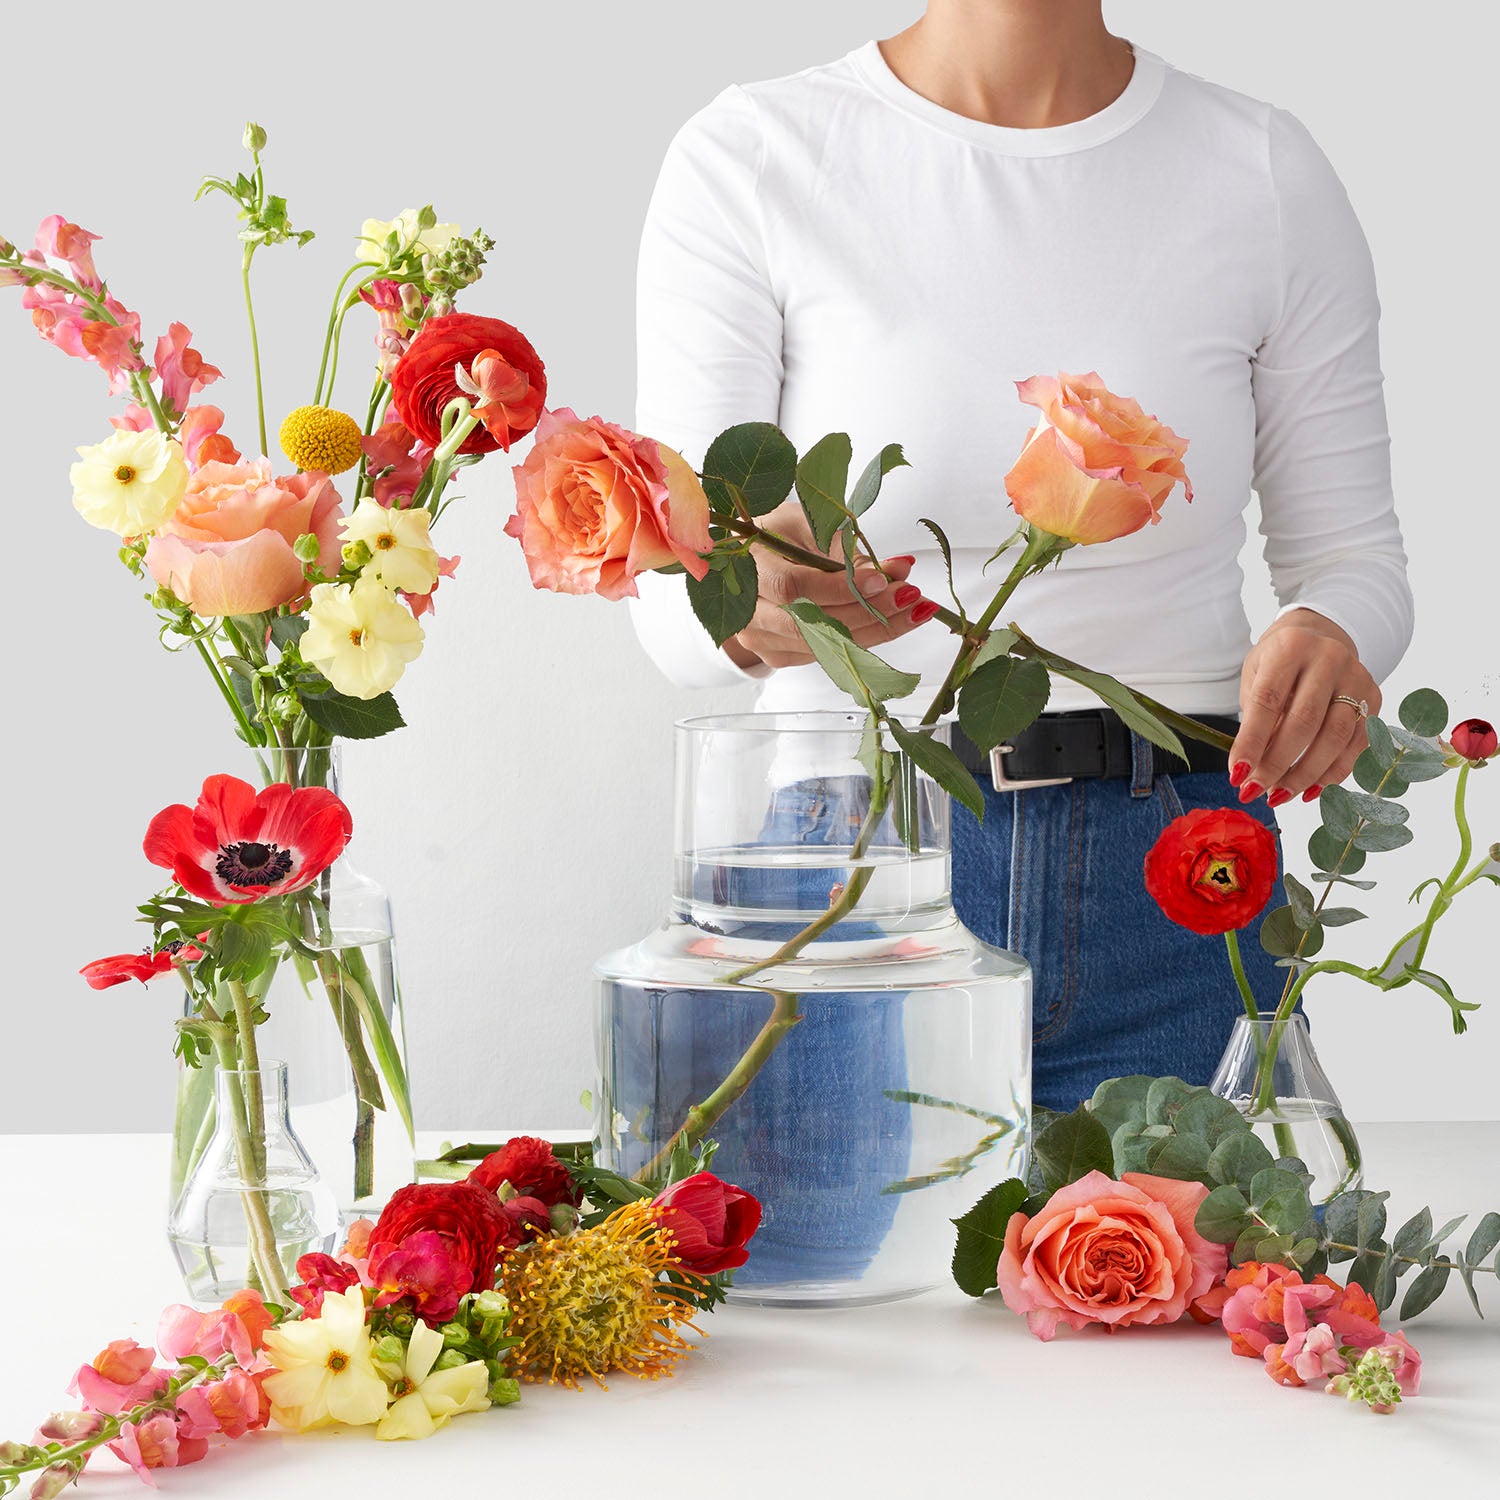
[{"left": 4, "top": 1124, "right": 1498, "bottom": 1495}]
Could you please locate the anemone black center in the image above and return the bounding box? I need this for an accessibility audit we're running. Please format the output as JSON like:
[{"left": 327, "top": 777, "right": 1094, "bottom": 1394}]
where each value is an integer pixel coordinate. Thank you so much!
[{"left": 216, "top": 840, "right": 294, "bottom": 887}]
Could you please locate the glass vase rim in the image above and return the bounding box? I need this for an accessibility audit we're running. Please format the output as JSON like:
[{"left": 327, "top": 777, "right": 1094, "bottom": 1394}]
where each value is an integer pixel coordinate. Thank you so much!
[
  {"left": 676, "top": 710, "right": 950, "bottom": 737},
  {"left": 1231, "top": 1011, "right": 1313, "bottom": 1029}
]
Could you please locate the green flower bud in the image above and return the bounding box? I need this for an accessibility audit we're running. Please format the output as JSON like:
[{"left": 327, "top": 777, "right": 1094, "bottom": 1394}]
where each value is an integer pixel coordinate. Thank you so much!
[
  {"left": 118, "top": 545, "right": 144, "bottom": 577},
  {"left": 471, "top": 1289, "right": 509, "bottom": 1322},
  {"left": 386, "top": 1308, "right": 416, "bottom": 1337},
  {"left": 267, "top": 692, "right": 301, "bottom": 726},
  {"left": 149, "top": 585, "right": 180, "bottom": 611},
  {"left": 0, "top": 1439, "right": 34, "bottom": 1464},
  {"left": 549, "top": 1203, "right": 579, "bottom": 1234},
  {"left": 292, "top": 531, "right": 322, "bottom": 564},
  {"left": 433, "top": 1349, "right": 468, "bottom": 1373},
  {"left": 439, "top": 1321, "right": 470, "bottom": 1348},
  {"left": 487, "top": 1373, "right": 521, "bottom": 1407},
  {"left": 416, "top": 204, "right": 438, "bottom": 230},
  {"left": 243, "top": 122, "right": 268, "bottom": 152},
  {"left": 30, "top": 1465, "right": 78, "bottom": 1500},
  {"left": 429, "top": 292, "right": 453, "bottom": 317},
  {"left": 341, "top": 539, "right": 372, "bottom": 569},
  {"left": 371, "top": 1334, "right": 406, "bottom": 1378},
  {"left": 0, "top": 235, "right": 15, "bottom": 259},
  {"left": 495, "top": 1181, "right": 518, "bottom": 1204}
]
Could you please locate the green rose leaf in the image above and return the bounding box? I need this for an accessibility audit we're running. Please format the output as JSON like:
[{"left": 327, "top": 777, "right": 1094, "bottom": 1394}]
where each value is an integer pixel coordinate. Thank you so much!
[
  {"left": 918, "top": 517, "right": 967, "bottom": 626},
  {"left": 1033, "top": 1105, "right": 1115, "bottom": 1194},
  {"left": 1398, "top": 687, "right": 1449, "bottom": 737},
  {"left": 685, "top": 552, "right": 759, "bottom": 646},
  {"left": 701, "top": 422, "right": 797, "bottom": 517},
  {"left": 951, "top": 1177, "right": 1030, "bottom": 1297},
  {"left": 849, "top": 443, "right": 909, "bottom": 517},
  {"left": 301, "top": 688, "right": 406, "bottom": 740},
  {"left": 888, "top": 720, "right": 986, "bottom": 821},
  {"left": 1028, "top": 652, "right": 1186, "bottom": 760},
  {"left": 795, "top": 432, "right": 853, "bottom": 552},
  {"left": 1196, "top": 1184, "right": 1252, "bottom": 1243},
  {"left": 270, "top": 614, "right": 309, "bottom": 651},
  {"left": 957, "top": 656, "right": 1052, "bottom": 753},
  {"left": 785, "top": 601, "right": 921, "bottom": 706}
]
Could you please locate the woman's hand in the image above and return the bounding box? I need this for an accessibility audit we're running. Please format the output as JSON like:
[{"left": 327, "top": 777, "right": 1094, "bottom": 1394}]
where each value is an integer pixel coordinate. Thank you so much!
[
  {"left": 723, "top": 502, "right": 922, "bottom": 670},
  {"left": 1228, "top": 609, "right": 1380, "bottom": 807}
]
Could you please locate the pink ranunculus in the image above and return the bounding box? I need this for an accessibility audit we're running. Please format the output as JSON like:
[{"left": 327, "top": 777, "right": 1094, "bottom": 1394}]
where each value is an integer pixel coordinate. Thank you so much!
[
  {"left": 173, "top": 1368, "right": 270, "bottom": 1442},
  {"left": 145, "top": 458, "right": 343, "bottom": 617},
  {"left": 176, "top": 406, "right": 241, "bottom": 471},
  {"left": 108, "top": 1412, "right": 208, "bottom": 1479},
  {"left": 368, "top": 1229, "right": 476, "bottom": 1322},
  {"left": 68, "top": 1340, "right": 169, "bottom": 1415},
  {"left": 34, "top": 215, "right": 103, "bottom": 290},
  {"left": 153, "top": 322, "right": 222, "bottom": 420},
  {"left": 995, "top": 1170, "right": 1229, "bottom": 1340},
  {"left": 506, "top": 409, "right": 712, "bottom": 601},
  {"left": 361, "top": 412, "right": 430, "bottom": 507}
]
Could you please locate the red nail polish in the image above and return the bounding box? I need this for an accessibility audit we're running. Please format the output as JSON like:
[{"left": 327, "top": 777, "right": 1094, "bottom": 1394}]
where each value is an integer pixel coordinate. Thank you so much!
[
  {"left": 1301, "top": 784, "right": 1323, "bottom": 803},
  {"left": 893, "top": 583, "right": 921, "bottom": 608},
  {"left": 909, "top": 598, "right": 940, "bottom": 624},
  {"left": 1229, "top": 760, "right": 1251, "bottom": 788},
  {"left": 1267, "top": 788, "right": 1292, "bottom": 808},
  {"left": 889, "top": 555, "right": 916, "bottom": 567},
  {"left": 1238, "top": 781, "right": 1264, "bottom": 803}
]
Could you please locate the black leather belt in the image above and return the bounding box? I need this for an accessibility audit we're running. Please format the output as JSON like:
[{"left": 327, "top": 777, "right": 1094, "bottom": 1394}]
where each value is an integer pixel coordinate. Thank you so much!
[{"left": 953, "top": 709, "right": 1239, "bottom": 791}]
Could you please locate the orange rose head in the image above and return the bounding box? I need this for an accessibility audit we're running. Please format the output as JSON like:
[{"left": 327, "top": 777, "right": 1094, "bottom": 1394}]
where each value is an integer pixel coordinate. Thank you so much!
[
  {"left": 1143, "top": 806, "right": 1279, "bottom": 935},
  {"left": 505, "top": 409, "right": 712, "bottom": 601},
  {"left": 1004, "top": 372, "right": 1192, "bottom": 546}
]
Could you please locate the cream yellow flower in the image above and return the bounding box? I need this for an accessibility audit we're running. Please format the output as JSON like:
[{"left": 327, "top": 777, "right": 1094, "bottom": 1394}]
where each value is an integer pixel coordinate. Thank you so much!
[
  {"left": 342, "top": 498, "right": 441, "bottom": 594},
  {"left": 375, "top": 1320, "right": 490, "bottom": 1441},
  {"left": 300, "top": 577, "right": 424, "bottom": 699},
  {"left": 356, "top": 209, "right": 461, "bottom": 264},
  {"left": 69, "top": 428, "right": 188, "bottom": 536},
  {"left": 261, "top": 1286, "right": 390, "bottom": 1431}
]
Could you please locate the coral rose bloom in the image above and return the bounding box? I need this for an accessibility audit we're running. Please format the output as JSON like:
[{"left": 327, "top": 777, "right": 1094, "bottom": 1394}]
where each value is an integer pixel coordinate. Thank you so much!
[
  {"left": 507, "top": 409, "right": 711, "bottom": 600},
  {"left": 145, "top": 458, "right": 343, "bottom": 617},
  {"left": 1144, "top": 806, "right": 1279, "bottom": 935},
  {"left": 1005, "top": 371, "right": 1192, "bottom": 545},
  {"left": 996, "top": 1170, "right": 1228, "bottom": 1340}
]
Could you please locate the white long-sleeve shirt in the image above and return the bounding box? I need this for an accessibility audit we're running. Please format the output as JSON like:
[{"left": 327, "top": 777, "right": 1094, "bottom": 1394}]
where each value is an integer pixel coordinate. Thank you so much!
[{"left": 629, "top": 41, "right": 1413, "bottom": 714}]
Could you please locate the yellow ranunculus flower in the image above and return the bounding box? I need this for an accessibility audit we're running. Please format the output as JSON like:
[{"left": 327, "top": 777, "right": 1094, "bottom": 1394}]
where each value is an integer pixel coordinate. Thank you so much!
[
  {"left": 375, "top": 1320, "right": 490, "bottom": 1442},
  {"left": 70, "top": 428, "right": 188, "bottom": 537},
  {"left": 356, "top": 209, "right": 461, "bottom": 265},
  {"left": 342, "top": 497, "right": 441, "bottom": 594},
  {"left": 261, "top": 1286, "right": 390, "bottom": 1431},
  {"left": 300, "top": 577, "right": 424, "bottom": 699}
]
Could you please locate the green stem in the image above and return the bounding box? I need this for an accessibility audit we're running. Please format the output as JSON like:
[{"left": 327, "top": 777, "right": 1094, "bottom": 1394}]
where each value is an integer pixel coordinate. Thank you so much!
[
  {"left": 191, "top": 632, "right": 262, "bottom": 747},
  {"left": 225, "top": 978, "right": 266, "bottom": 1169},
  {"left": 313, "top": 262, "right": 379, "bottom": 405},
  {"left": 241, "top": 245, "right": 267, "bottom": 457},
  {"left": 1224, "top": 928, "right": 1259, "bottom": 1023}
]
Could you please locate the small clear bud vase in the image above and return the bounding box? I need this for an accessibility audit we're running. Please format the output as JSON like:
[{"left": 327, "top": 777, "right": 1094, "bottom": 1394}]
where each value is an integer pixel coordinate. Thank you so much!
[
  {"left": 594, "top": 712, "right": 1032, "bottom": 1307},
  {"left": 170, "top": 743, "right": 414, "bottom": 1238},
  {"left": 168, "top": 1062, "right": 340, "bottom": 1303},
  {"left": 1209, "top": 1011, "right": 1363, "bottom": 1204}
]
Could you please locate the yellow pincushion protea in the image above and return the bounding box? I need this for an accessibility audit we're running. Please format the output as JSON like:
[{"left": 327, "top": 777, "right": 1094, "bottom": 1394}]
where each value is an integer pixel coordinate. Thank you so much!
[
  {"left": 500, "top": 1201, "right": 700, "bottom": 1389},
  {"left": 279, "top": 405, "right": 365, "bottom": 475}
]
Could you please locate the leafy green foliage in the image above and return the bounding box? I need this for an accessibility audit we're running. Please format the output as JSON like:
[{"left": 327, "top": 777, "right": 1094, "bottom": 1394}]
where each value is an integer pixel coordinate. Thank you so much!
[
  {"left": 888, "top": 720, "right": 985, "bottom": 821},
  {"left": 784, "top": 601, "right": 920, "bottom": 707},
  {"left": 849, "top": 444, "right": 909, "bottom": 517},
  {"left": 1032, "top": 1106, "right": 1114, "bottom": 1194},
  {"left": 1398, "top": 687, "right": 1449, "bottom": 737},
  {"left": 794, "top": 432, "right": 853, "bottom": 552},
  {"left": 301, "top": 686, "right": 405, "bottom": 740},
  {"left": 685, "top": 551, "right": 759, "bottom": 645},
  {"left": 951, "top": 1178, "right": 1030, "bottom": 1297},
  {"left": 957, "top": 656, "right": 1051, "bottom": 753},
  {"left": 700, "top": 422, "right": 797, "bottom": 517},
  {"left": 1016, "top": 645, "right": 1186, "bottom": 759},
  {"left": 917, "top": 517, "right": 967, "bottom": 624}
]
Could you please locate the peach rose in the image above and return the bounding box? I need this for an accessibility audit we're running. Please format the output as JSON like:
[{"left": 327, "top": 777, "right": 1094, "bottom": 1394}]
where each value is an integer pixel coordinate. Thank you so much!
[
  {"left": 1004, "top": 371, "right": 1192, "bottom": 545},
  {"left": 145, "top": 458, "right": 343, "bottom": 617},
  {"left": 996, "top": 1169, "right": 1228, "bottom": 1340},
  {"left": 505, "top": 408, "right": 711, "bottom": 601}
]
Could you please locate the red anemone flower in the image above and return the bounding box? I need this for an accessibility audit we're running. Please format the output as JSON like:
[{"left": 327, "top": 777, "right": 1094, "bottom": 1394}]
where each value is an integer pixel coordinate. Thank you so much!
[
  {"left": 80, "top": 940, "right": 205, "bottom": 990},
  {"left": 143, "top": 775, "right": 352, "bottom": 905}
]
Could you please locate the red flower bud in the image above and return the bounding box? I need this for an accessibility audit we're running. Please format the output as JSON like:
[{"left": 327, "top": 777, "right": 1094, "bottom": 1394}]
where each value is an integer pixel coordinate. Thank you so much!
[
  {"left": 1449, "top": 718, "right": 1497, "bottom": 763},
  {"left": 652, "top": 1171, "right": 762, "bottom": 1276}
]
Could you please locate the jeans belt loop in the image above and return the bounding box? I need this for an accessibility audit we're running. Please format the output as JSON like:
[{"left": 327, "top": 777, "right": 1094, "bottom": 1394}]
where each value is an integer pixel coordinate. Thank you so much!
[{"left": 1129, "top": 730, "right": 1154, "bottom": 799}]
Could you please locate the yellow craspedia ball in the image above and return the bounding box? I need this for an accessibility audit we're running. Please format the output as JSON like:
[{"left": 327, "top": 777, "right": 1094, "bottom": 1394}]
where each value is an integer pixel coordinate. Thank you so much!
[{"left": 279, "top": 405, "right": 364, "bottom": 476}]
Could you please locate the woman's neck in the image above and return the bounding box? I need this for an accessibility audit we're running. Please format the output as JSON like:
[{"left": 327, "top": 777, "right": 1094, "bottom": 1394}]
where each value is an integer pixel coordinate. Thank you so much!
[{"left": 880, "top": 1, "right": 1134, "bottom": 129}]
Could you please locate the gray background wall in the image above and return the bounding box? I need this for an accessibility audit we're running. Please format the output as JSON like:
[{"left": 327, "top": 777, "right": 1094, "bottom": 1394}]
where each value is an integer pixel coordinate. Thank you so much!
[{"left": 2, "top": 0, "right": 1494, "bottom": 1132}]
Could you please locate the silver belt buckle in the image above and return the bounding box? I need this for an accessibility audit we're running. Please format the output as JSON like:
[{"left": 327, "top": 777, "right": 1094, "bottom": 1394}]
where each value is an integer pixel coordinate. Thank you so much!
[{"left": 990, "top": 744, "right": 1074, "bottom": 793}]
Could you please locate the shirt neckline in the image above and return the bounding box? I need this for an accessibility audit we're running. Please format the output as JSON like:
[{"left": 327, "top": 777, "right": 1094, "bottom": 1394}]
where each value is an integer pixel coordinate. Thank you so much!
[{"left": 848, "top": 38, "right": 1168, "bottom": 156}]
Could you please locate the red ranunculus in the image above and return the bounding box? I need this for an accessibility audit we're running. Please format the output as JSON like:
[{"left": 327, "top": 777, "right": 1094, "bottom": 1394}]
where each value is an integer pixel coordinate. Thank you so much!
[
  {"left": 1449, "top": 718, "right": 1497, "bottom": 763},
  {"left": 389, "top": 313, "right": 545, "bottom": 455},
  {"left": 368, "top": 1181, "right": 512, "bottom": 1294},
  {"left": 652, "top": 1171, "right": 762, "bottom": 1276},
  {"left": 468, "top": 1135, "right": 579, "bottom": 1207},
  {"left": 143, "top": 775, "right": 353, "bottom": 906},
  {"left": 80, "top": 940, "right": 204, "bottom": 990},
  {"left": 1143, "top": 806, "right": 1278, "bottom": 935},
  {"left": 501, "top": 1195, "right": 553, "bottom": 1244}
]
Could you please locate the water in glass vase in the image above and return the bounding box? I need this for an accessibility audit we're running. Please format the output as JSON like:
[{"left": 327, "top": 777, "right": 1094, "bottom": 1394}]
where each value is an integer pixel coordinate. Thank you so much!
[{"left": 595, "top": 714, "right": 1032, "bottom": 1308}]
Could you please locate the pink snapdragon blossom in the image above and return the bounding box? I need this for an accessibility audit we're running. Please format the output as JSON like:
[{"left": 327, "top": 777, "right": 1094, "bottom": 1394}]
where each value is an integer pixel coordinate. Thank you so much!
[
  {"left": 361, "top": 412, "right": 430, "bottom": 507},
  {"left": 109, "top": 1412, "right": 209, "bottom": 1479},
  {"left": 153, "top": 322, "right": 222, "bottom": 418},
  {"left": 34, "top": 215, "right": 102, "bottom": 290},
  {"left": 359, "top": 277, "right": 424, "bottom": 378},
  {"left": 1287, "top": 1323, "right": 1348, "bottom": 1382},
  {"left": 157, "top": 1289, "right": 271, "bottom": 1368},
  {"left": 174, "top": 1368, "right": 270, "bottom": 1441},
  {"left": 67, "top": 1340, "right": 169, "bottom": 1414},
  {"left": 403, "top": 552, "right": 460, "bottom": 617}
]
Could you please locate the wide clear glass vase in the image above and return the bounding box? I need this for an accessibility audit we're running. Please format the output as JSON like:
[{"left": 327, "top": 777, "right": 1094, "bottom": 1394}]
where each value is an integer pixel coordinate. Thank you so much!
[
  {"left": 170, "top": 744, "right": 414, "bottom": 1229},
  {"left": 168, "top": 1062, "right": 340, "bottom": 1303},
  {"left": 1209, "top": 1011, "right": 1363, "bottom": 1205},
  {"left": 595, "top": 712, "right": 1032, "bottom": 1308}
]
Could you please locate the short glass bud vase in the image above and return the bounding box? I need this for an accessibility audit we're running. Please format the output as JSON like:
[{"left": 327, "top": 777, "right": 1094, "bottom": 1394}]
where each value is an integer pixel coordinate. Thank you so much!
[
  {"left": 594, "top": 712, "right": 1032, "bottom": 1308},
  {"left": 1209, "top": 1012, "right": 1363, "bottom": 1204},
  {"left": 168, "top": 1062, "right": 340, "bottom": 1304}
]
